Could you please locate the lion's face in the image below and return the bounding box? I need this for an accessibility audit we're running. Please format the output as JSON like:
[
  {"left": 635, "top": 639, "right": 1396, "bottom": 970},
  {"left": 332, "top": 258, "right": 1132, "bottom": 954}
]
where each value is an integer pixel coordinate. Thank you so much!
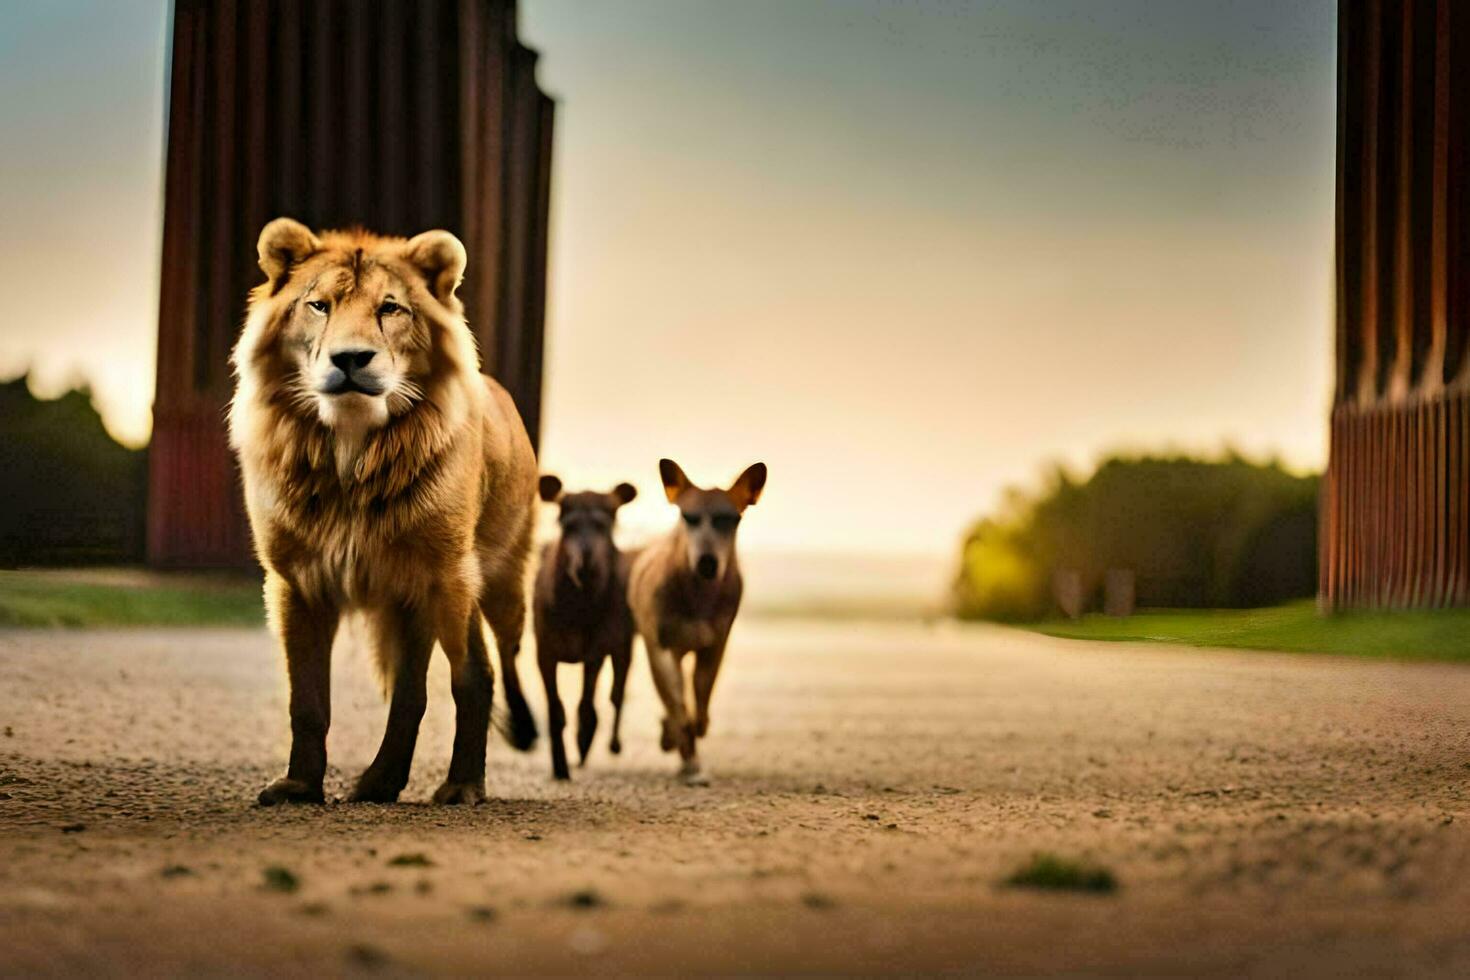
[
  {"left": 287, "top": 259, "right": 429, "bottom": 432},
  {"left": 236, "top": 218, "right": 474, "bottom": 440}
]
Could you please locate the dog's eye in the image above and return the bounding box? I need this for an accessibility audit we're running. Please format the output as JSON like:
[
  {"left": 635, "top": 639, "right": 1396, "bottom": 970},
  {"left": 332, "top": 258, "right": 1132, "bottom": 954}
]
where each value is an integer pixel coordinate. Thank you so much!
[
  {"left": 378, "top": 301, "right": 404, "bottom": 317},
  {"left": 712, "top": 514, "right": 741, "bottom": 533},
  {"left": 305, "top": 299, "right": 330, "bottom": 314},
  {"left": 682, "top": 512, "right": 700, "bottom": 527}
]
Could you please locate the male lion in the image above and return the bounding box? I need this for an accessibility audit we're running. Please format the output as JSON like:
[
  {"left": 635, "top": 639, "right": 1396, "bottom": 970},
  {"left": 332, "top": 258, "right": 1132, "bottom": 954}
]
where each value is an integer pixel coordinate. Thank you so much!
[{"left": 229, "top": 217, "right": 538, "bottom": 806}]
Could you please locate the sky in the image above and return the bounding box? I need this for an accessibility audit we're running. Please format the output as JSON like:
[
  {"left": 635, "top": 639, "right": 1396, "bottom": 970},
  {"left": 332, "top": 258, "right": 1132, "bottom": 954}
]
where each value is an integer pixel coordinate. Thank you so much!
[{"left": 0, "top": 0, "right": 1337, "bottom": 558}]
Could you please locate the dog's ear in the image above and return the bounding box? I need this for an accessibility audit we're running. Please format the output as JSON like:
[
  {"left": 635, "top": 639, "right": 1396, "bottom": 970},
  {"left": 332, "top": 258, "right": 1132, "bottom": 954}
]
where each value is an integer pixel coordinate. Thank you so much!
[
  {"left": 659, "top": 459, "right": 690, "bottom": 503},
  {"left": 611, "top": 482, "right": 637, "bottom": 507},
  {"left": 257, "top": 218, "right": 321, "bottom": 286},
  {"left": 728, "top": 462, "right": 767, "bottom": 511},
  {"left": 538, "top": 474, "right": 563, "bottom": 503},
  {"left": 404, "top": 229, "right": 467, "bottom": 306}
]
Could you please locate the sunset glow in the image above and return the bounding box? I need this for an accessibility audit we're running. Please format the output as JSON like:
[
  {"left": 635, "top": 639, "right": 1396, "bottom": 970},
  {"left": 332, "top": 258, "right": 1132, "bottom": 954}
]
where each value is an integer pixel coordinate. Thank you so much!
[{"left": 0, "top": 0, "right": 1336, "bottom": 556}]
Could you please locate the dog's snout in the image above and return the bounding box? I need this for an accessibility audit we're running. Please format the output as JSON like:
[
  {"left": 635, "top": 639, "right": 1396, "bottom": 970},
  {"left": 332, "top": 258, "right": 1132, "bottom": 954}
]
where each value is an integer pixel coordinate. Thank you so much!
[
  {"left": 695, "top": 554, "right": 719, "bottom": 580},
  {"left": 330, "top": 349, "right": 378, "bottom": 373}
]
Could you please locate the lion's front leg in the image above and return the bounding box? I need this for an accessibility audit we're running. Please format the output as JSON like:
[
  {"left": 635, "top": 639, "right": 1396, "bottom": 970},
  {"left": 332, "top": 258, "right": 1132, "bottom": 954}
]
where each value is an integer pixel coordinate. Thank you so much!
[
  {"left": 350, "top": 603, "right": 435, "bottom": 803},
  {"left": 258, "top": 574, "right": 338, "bottom": 806}
]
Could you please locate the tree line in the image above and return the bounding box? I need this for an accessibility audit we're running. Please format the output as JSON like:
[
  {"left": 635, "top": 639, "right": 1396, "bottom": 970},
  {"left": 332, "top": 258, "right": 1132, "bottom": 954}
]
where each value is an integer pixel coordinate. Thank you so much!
[
  {"left": 953, "top": 453, "right": 1319, "bottom": 621},
  {"left": 0, "top": 375, "right": 147, "bottom": 566}
]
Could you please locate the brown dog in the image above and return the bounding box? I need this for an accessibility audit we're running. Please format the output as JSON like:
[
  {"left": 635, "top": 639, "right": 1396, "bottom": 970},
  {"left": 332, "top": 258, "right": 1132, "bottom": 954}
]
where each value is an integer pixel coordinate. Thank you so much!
[
  {"left": 627, "top": 459, "right": 766, "bottom": 784},
  {"left": 532, "top": 476, "right": 638, "bottom": 780},
  {"left": 229, "top": 217, "right": 539, "bottom": 806}
]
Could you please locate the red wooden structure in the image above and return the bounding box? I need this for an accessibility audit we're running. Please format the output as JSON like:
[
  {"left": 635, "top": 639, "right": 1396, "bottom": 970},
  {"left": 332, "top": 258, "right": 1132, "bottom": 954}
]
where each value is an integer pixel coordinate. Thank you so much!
[
  {"left": 148, "top": 0, "right": 553, "bottom": 566},
  {"left": 1322, "top": 0, "right": 1470, "bottom": 608}
]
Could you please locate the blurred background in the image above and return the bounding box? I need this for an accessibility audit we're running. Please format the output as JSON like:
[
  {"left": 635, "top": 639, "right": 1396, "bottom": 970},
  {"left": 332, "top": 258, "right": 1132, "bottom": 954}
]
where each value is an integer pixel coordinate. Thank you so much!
[{"left": 0, "top": 1, "right": 1463, "bottom": 638}]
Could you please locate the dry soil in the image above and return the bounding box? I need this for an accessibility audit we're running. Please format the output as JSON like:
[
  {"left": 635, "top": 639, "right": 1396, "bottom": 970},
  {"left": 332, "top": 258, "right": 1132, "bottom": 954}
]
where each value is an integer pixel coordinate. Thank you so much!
[{"left": 2, "top": 619, "right": 1469, "bottom": 976}]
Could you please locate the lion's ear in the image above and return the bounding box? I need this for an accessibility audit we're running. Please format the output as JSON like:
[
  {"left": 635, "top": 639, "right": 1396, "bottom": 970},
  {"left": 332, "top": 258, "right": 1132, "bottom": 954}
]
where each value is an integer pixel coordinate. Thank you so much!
[
  {"left": 257, "top": 218, "right": 321, "bottom": 286},
  {"left": 404, "top": 230, "right": 467, "bottom": 306}
]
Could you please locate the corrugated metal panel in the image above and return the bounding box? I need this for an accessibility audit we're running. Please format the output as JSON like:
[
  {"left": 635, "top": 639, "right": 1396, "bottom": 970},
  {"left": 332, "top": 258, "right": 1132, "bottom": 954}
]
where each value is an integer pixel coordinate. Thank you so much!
[{"left": 148, "top": 0, "right": 554, "bottom": 567}]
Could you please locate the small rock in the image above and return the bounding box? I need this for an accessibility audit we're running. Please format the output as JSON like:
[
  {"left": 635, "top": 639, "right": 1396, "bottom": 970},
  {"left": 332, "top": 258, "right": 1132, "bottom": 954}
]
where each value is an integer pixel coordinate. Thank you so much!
[
  {"left": 467, "top": 905, "right": 497, "bottom": 923},
  {"left": 387, "top": 852, "right": 433, "bottom": 867},
  {"left": 346, "top": 943, "right": 388, "bottom": 969},
  {"left": 565, "top": 889, "right": 604, "bottom": 909},
  {"left": 60, "top": 823, "right": 86, "bottom": 834},
  {"left": 350, "top": 881, "right": 394, "bottom": 896}
]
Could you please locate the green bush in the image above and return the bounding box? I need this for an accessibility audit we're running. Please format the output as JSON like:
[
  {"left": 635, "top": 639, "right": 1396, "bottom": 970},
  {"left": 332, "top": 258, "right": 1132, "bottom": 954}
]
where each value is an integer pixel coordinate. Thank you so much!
[{"left": 954, "top": 453, "right": 1318, "bottom": 621}]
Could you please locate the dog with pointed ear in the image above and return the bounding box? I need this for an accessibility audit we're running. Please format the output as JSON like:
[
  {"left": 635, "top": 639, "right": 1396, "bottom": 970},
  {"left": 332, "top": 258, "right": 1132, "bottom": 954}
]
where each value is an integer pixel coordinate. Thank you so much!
[
  {"left": 627, "top": 459, "right": 768, "bottom": 785},
  {"left": 532, "top": 475, "right": 640, "bottom": 780},
  {"left": 229, "top": 217, "right": 542, "bottom": 809}
]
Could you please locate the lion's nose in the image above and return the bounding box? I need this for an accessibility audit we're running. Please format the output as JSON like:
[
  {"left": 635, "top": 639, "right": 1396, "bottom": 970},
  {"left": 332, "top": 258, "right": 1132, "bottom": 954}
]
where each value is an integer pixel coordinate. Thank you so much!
[{"left": 330, "top": 349, "right": 377, "bottom": 373}]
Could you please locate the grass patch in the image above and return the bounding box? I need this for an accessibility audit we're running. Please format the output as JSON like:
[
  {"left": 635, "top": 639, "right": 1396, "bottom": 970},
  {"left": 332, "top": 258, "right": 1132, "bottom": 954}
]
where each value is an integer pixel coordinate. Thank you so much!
[
  {"left": 1031, "top": 600, "right": 1470, "bottom": 662},
  {"left": 1004, "top": 853, "right": 1118, "bottom": 893},
  {"left": 0, "top": 569, "right": 263, "bottom": 628},
  {"left": 262, "top": 865, "right": 300, "bottom": 893}
]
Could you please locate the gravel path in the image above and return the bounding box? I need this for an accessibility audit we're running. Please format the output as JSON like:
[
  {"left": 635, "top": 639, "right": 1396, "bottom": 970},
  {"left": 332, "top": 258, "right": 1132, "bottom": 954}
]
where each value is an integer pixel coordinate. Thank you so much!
[{"left": 2, "top": 620, "right": 1468, "bottom": 976}]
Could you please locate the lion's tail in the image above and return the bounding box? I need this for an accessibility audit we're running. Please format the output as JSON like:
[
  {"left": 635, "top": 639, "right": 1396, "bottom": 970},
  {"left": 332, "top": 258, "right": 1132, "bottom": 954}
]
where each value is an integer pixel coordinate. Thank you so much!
[
  {"left": 334, "top": 612, "right": 398, "bottom": 699},
  {"left": 491, "top": 649, "right": 539, "bottom": 752},
  {"left": 369, "top": 636, "right": 397, "bottom": 701}
]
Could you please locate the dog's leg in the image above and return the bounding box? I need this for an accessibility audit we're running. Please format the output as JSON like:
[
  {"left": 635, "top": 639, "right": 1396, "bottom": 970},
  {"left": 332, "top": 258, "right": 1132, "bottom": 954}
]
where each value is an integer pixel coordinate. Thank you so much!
[
  {"left": 350, "top": 603, "right": 434, "bottom": 803},
  {"left": 692, "top": 641, "right": 726, "bottom": 739},
  {"left": 259, "top": 574, "right": 338, "bottom": 805},
  {"left": 646, "top": 640, "right": 700, "bottom": 781},
  {"left": 482, "top": 581, "right": 537, "bottom": 751},
  {"left": 540, "top": 650, "right": 570, "bottom": 780},
  {"left": 607, "top": 641, "right": 631, "bottom": 755},
  {"left": 576, "top": 653, "right": 604, "bottom": 766},
  {"left": 434, "top": 608, "right": 493, "bottom": 804}
]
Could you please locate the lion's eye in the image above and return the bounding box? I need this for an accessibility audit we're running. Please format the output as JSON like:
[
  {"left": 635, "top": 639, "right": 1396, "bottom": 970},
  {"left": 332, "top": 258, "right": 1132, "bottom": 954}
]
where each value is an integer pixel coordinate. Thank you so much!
[
  {"left": 378, "top": 301, "right": 404, "bottom": 317},
  {"left": 305, "top": 299, "right": 330, "bottom": 314}
]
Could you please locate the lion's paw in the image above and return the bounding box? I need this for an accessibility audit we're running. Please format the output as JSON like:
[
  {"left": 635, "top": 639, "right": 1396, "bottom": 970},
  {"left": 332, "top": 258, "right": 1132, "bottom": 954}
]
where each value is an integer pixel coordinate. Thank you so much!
[
  {"left": 257, "top": 777, "right": 324, "bottom": 806},
  {"left": 432, "top": 780, "right": 486, "bottom": 805},
  {"left": 348, "top": 773, "right": 404, "bottom": 804}
]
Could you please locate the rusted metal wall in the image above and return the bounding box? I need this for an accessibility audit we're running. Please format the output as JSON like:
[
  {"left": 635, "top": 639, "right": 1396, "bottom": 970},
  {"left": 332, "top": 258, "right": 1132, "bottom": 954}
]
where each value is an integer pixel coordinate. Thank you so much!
[
  {"left": 148, "top": 0, "right": 554, "bottom": 567},
  {"left": 1323, "top": 0, "right": 1470, "bottom": 608}
]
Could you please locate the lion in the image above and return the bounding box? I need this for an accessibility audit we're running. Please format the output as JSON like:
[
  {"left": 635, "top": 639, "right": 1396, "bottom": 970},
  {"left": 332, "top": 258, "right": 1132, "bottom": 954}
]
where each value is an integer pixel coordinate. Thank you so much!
[{"left": 229, "top": 217, "right": 539, "bottom": 806}]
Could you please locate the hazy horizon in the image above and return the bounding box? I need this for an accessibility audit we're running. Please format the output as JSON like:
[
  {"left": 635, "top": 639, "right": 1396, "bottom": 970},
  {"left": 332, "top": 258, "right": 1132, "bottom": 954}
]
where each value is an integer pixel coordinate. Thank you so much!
[{"left": 0, "top": 0, "right": 1337, "bottom": 559}]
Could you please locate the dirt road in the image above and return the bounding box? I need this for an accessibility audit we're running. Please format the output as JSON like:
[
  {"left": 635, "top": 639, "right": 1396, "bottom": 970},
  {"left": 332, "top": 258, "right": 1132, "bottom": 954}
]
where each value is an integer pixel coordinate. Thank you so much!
[{"left": 2, "top": 619, "right": 1469, "bottom": 976}]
